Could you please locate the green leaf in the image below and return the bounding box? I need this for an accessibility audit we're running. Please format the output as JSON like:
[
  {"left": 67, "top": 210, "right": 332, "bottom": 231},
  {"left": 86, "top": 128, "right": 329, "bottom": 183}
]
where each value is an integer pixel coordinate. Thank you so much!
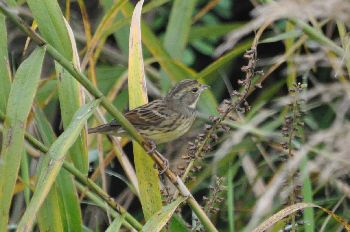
[
  {"left": 56, "top": 63, "right": 88, "bottom": 174},
  {"left": 0, "top": 14, "right": 11, "bottom": 113},
  {"left": 301, "top": 157, "right": 315, "bottom": 232},
  {"left": 196, "top": 39, "right": 252, "bottom": 84},
  {"left": 84, "top": 0, "right": 128, "bottom": 65},
  {"left": 120, "top": 3, "right": 185, "bottom": 79},
  {"left": 169, "top": 214, "right": 189, "bottom": 232},
  {"left": 35, "top": 176, "right": 65, "bottom": 232},
  {"left": 191, "top": 39, "right": 214, "bottom": 56},
  {"left": 28, "top": 0, "right": 89, "bottom": 174},
  {"left": 34, "top": 107, "right": 83, "bottom": 232},
  {"left": 0, "top": 47, "right": 45, "bottom": 231},
  {"left": 95, "top": 65, "right": 126, "bottom": 95},
  {"left": 16, "top": 100, "right": 99, "bottom": 232},
  {"left": 260, "top": 29, "right": 302, "bottom": 44},
  {"left": 36, "top": 79, "right": 58, "bottom": 106},
  {"left": 143, "top": 0, "right": 171, "bottom": 12},
  {"left": 56, "top": 171, "right": 83, "bottom": 232},
  {"left": 189, "top": 23, "right": 242, "bottom": 41},
  {"left": 26, "top": 0, "right": 72, "bottom": 59},
  {"left": 101, "top": 0, "right": 130, "bottom": 55},
  {"left": 58, "top": 21, "right": 88, "bottom": 175},
  {"left": 105, "top": 215, "right": 124, "bottom": 232},
  {"left": 160, "top": 0, "right": 197, "bottom": 92},
  {"left": 142, "top": 197, "right": 187, "bottom": 232},
  {"left": 128, "top": 0, "right": 163, "bottom": 220},
  {"left": 20, "top": 151, "right": 31, "bottom": 205},
  {"left": 227, "top": 161, "right": 239, "bottom": 232},
  {"left": 163, "top": 0, "right": 197, "bottom": 60}
]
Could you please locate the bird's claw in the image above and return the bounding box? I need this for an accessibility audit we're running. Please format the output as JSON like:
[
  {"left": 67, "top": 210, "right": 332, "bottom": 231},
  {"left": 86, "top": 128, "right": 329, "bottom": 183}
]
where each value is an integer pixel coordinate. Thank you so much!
[
  {"left": 158, "top": 156, "right": 169, "bottom": 175},
  {"left": 143, "top": 139, "right": 156, "bottom": 154},
  {"left": 142, "top": 139, "right": 169, "bottom": 175}
]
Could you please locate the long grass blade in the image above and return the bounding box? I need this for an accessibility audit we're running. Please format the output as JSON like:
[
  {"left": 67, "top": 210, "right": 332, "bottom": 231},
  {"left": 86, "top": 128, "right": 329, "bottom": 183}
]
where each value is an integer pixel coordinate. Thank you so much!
[
  {"left": 164, "top": 0, "right": 197, "bottom": 60},
  {"left": 105, "top": 215, "right": 124, "bottom": 232},
  {"left": 34, "top": 107, "right": 82, "bottom": 232},
  {"left": 301, "top": 157, "right": 315, "bottom": 232},
  {"left": 160, "top": 0, "right": 197, "bottom": 94},
  {"left": 0, "top": 47, "right": 45, "bottom": 231},
  {"left": 196, "top": 39, "right": 251, "bottom": 84},
  {"left": 227, "top": 161, "right": 239, "bottom": 232},
  {"left": 189, "top": 23, "right": 242, "bottom": 41},
  {"left": 169, "top": 214, "right": 189, "bottom": 232},
  {"left": 142, "top": 196, "right": 187, "bottom": 232},
  {"left": 128, "top": 0, "right": 162, "bottom": 220},
  {"left": 82, "top": 0, "right": 128, "bottom": 68},
  {"left": 19, "top": 151, "right": 30, "bottom": 205},
  {"left": 27, "top": 0, "right": 89, "bottom": 174},
  {"left": 16, "top": 100, "right": 99, "bottom": 232},
  {"left": 0, "top": 14, "right": 11, "bottom": 113}
]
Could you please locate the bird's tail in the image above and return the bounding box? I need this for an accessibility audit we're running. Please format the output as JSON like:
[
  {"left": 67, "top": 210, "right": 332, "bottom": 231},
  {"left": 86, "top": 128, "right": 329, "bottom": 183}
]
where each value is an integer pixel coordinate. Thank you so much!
[{"left": 88, "top": 123, "right": 115, "bottom": 134}]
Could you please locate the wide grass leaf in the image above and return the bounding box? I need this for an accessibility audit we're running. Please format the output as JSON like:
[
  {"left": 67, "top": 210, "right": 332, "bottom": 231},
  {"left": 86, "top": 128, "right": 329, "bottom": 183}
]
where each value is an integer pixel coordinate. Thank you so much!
[
  {"left": 301, "top": 157, "right": 315, "bottom": 232},
  {"left": 26, "top": 0, "right": 71, "bottom": 58},
  {"left": 105, "top": 215, "right": 124, "bottom": 232},
  {"left": 160, "top": 0, "right": 197, "bottom": 94},
  {"left": 34, "top": 107, "right": 82, "bottom": 232},
  {"left": 142, "top": 196, "right": 187, "bottom": 232},
  {"left": 163, "top": 0, "right": 197, "bottom": 60},
  {"left": 27, "top": 0, "right": 89, "bottom": 175},
  {"left": 169, "top": 214, "right": 189, "bottom": 232},
  {"left": 0, "top": 47, "right": 45, "bottom": 231},
  {"left": 16, "top": 100, "right": 99, "bottom": 231},
  {"left": 0, "top": 14, "right": 11, "bottom": 113},
  {"left": 128, "top": 0, "right": 162, "bottom": 220},
  {"left": 189, "top": 23, "right": 242, "bottom": 41}
]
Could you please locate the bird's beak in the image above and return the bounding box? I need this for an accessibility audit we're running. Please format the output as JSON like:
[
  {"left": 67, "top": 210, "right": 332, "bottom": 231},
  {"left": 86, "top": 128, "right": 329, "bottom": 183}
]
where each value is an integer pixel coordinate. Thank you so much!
[{"left": 201, "top": 84, "right": 210, "bottom": 91}]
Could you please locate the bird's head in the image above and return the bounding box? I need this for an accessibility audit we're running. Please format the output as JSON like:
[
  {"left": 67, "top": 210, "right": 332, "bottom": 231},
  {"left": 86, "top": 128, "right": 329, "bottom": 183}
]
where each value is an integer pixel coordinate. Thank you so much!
[{"left": 165, "top": 79, "right": 209, "bottom": 109}]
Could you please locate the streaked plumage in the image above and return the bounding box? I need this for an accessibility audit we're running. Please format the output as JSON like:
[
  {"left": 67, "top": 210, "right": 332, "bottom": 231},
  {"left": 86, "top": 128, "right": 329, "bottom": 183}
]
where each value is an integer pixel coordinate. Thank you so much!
[{"left": 88, "top": 79, "right": 208, "bottom": 143}]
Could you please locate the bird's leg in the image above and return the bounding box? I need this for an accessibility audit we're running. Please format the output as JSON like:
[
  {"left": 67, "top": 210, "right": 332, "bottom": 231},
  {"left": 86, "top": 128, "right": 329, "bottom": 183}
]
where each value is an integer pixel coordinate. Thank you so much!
[
  {"left": 156, "top": 152, "right": 169, "bottom": 175},
  {"left": 142, "top": 139, "right": 169, "bottom": 174},
  {"left": 143, "top": 139, "right": 157, "bottom": 154}
]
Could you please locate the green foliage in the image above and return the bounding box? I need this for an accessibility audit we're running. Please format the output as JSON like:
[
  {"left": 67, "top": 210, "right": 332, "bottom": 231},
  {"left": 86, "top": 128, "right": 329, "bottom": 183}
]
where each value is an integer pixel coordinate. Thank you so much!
[
  {"left": 0, "top": 47, "right": 45, "bottom": 230},
  {"left": 0, "top": 0, "right": 350, "bottom": 231},
  {"left": 34, "top": 107, "right": 83, "bottom": 232},
  {"left": 0, "top": 15, "right": 11, "bottom": 113},
  {"left": 17, "top": 100, "right": 99, "bottom": 231},
  {"left": 28, "top": 0, "right": 89, "bottom": 175}
]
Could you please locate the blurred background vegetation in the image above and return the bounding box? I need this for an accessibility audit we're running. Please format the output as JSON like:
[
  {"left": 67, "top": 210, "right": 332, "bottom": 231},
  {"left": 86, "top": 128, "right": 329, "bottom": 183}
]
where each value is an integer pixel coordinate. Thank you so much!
[{"left": 1, "top": 0, "right": 350, "bottom": 231}]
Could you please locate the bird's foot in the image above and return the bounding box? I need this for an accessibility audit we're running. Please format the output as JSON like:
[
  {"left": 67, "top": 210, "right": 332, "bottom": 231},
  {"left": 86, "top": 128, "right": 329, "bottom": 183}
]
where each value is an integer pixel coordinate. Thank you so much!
[
  {"left": 156, "top": 152, "right": 169, "bottom": 175},
  {"left": 143, "top": 139, "right": 169, "bottom": 175},
  {"left": 143, "top": 139, "right": 157, "bottom": 154}
]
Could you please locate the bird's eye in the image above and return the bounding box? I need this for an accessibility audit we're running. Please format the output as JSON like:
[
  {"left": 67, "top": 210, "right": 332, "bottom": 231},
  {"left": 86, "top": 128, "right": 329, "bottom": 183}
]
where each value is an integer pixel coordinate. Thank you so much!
[{"left": 191, "top": 87, "right": 199, "bottom": 93}]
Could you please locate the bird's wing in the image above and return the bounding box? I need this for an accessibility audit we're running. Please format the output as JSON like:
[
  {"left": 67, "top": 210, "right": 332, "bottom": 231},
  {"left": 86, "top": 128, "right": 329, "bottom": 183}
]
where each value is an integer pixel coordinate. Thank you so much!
[{"left": 123, "top": 100, "right": 171, "bottom": 127}]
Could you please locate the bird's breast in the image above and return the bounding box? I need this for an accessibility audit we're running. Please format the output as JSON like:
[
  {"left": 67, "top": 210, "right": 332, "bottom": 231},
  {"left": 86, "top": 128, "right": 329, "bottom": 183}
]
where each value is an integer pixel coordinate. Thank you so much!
[{"left": 140, "top": 114, "right": 196, "bottom": 144}]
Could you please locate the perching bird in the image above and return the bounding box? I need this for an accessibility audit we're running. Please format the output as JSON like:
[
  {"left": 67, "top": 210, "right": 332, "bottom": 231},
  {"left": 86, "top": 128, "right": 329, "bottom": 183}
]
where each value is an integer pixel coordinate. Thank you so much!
[{"left": 88, "top": 79, "right": 208, "bottom": 144}]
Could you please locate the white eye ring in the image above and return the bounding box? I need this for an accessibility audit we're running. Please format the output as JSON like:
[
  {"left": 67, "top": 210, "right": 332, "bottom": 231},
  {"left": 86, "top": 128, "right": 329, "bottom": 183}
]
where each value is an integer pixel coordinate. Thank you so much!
[{"left": 191, "top": 87, "right": 199, "bottom": 93}]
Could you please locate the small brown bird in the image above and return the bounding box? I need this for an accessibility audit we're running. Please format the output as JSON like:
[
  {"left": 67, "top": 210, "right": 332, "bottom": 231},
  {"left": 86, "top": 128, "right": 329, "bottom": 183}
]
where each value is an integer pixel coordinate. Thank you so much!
[{"left": 88, "top": 79, "right": 208, "bottom": 144}]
